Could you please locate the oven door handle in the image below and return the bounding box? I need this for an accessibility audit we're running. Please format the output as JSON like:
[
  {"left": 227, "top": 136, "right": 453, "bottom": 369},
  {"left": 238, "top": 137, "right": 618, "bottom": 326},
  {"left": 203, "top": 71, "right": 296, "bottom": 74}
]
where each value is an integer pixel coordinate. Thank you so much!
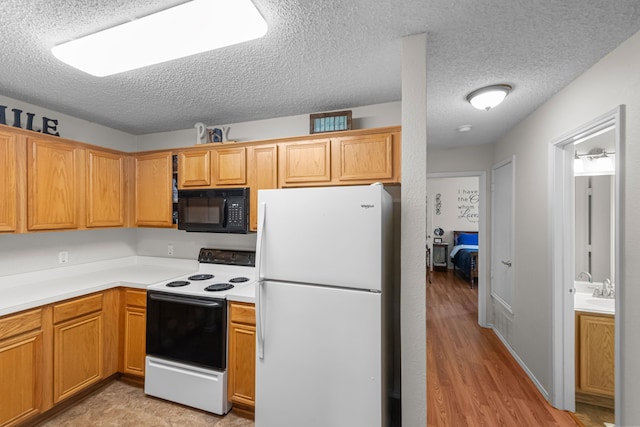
[
  {"left": 148, "top": 293, "right": 222, "bottom": 308},
  {"left": 256, "top": 202, "right": 266, "bottom": 359}
]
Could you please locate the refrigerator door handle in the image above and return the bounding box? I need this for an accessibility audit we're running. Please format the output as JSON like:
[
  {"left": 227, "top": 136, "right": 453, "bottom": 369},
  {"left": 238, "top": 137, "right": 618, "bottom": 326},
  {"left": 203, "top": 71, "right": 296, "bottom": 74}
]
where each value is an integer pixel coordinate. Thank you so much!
[{"left": 256, "top": 202, "right": 266, "bottom": 359}]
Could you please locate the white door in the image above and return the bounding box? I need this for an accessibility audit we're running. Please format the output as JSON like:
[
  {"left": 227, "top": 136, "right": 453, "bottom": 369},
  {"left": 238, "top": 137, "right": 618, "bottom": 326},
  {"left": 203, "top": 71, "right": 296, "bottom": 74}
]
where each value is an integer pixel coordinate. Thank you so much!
[
  {"left": 255, "top": 281, "right": 383, "bottom": 427},
  {"left": 491, "top": 158, "right": 515, "bottom": 310},
  {"left": 256, "top": 185, "right": 391, "bottom": 291}
]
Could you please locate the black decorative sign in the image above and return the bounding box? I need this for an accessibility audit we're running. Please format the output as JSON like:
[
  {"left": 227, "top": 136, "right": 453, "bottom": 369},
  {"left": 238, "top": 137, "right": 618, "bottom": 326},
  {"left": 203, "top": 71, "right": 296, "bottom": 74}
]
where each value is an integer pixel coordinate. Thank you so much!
[{"left": 0, "top": 105, "right": 60, "bottom": 136}]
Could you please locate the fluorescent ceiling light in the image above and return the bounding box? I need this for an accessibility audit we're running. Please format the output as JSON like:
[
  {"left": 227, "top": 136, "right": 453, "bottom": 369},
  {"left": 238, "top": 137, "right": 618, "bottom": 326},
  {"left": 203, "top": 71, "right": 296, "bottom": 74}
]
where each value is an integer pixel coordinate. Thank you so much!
[
  {"left": 466, "top": 84, "right": 512, "bottom": 111},
  {"left": 52, "top": 0, "right": 267, "bottom": 77}
]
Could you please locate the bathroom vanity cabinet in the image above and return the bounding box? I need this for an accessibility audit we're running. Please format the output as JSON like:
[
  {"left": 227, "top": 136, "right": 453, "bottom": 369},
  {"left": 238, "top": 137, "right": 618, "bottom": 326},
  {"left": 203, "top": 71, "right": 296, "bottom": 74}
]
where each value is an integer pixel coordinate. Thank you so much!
[{"left": 575, "top": 311, "right": 614, "bottom": 408}]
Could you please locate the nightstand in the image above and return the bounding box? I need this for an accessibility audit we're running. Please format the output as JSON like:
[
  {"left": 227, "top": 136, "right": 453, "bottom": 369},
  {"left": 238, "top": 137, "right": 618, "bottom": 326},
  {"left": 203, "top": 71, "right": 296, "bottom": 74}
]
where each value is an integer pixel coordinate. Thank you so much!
[{"left": 432, "top": 243, "right": 449, "bottom": 271}]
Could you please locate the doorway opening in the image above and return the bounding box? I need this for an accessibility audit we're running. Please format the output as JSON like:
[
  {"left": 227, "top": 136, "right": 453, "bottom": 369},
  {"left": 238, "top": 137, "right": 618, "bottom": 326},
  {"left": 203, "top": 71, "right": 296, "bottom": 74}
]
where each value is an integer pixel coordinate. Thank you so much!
[
  {"left": 549, "top": 106, "right": 623, "bottom": 426},
  {"left": 426, "top": 171, "right": 487, "bottom": 327}
]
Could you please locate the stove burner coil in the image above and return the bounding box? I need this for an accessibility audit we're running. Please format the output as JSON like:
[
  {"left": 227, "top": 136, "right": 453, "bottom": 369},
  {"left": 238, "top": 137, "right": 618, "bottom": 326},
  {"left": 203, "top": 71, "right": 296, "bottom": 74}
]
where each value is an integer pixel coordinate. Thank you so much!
[
  {"left": 188, "top": 274, "right": 214, "bottom": 281},
  {"left": 204, "top": 283, "right": 235, "bottom": 292},
  {"left": 229, "top": 277, "right": 249, "bottom": 283},
  {"left": 166, "top": 280, "right": 190, "bottom": 287}
]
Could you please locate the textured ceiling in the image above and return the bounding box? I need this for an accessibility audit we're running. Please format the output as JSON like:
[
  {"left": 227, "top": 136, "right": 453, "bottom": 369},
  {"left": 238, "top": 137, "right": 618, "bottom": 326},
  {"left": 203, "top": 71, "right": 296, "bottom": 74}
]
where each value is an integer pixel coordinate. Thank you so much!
[{"left": 0, "top": 0, "right": 639, "bottom": 148}]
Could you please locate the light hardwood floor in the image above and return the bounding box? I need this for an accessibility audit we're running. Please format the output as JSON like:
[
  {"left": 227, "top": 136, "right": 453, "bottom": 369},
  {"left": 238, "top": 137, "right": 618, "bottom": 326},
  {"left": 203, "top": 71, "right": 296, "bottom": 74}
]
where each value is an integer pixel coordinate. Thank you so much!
[{"left": 427, "top": 270, "right": 582, "bottom": 427}]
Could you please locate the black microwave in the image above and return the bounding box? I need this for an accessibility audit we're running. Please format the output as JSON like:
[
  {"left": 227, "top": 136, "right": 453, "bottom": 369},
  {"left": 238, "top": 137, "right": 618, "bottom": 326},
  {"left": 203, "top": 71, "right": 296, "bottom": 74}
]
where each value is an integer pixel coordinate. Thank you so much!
[{"left": 177, "top": 188, "right": 249, "bottom": 233}]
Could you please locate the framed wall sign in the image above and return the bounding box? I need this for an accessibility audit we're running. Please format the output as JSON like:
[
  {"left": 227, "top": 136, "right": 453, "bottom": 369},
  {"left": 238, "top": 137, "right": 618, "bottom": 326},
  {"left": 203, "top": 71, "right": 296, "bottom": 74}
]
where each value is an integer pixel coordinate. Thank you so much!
[
  {"left": 310, "top": 110, "right": 352, "bottom": 134},
  {"left": 434, "top": 237, "right": 443, "bottom": 243}
]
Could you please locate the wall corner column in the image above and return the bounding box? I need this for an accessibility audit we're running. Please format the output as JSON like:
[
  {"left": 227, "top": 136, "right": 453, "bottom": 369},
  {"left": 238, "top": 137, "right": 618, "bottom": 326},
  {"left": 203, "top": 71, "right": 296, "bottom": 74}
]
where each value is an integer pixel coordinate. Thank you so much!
[{"left": 401, "top": 33, "right": 427, "bottom": 427}]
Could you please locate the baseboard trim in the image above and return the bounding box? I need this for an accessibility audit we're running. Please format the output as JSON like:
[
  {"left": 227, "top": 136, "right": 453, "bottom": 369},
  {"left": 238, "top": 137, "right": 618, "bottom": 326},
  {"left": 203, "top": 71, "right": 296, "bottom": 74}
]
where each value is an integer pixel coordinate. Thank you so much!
[{"left": 489, "top": 324, "right": 551, "bottom": 402}]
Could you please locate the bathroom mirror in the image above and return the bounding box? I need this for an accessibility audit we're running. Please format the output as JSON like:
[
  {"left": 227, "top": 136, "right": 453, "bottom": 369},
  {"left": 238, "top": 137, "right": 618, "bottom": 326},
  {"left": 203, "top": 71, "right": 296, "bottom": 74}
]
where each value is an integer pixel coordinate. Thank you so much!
[{"left": 574, "top": 127, "right": 615, "bottom": 284}]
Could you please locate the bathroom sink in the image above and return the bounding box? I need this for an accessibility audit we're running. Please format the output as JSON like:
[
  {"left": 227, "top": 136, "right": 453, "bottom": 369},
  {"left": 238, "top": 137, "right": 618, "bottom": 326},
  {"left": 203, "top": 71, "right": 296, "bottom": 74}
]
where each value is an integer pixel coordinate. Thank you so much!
[{"left": 574, "top": 292, "right": 615, "bottom": 314}]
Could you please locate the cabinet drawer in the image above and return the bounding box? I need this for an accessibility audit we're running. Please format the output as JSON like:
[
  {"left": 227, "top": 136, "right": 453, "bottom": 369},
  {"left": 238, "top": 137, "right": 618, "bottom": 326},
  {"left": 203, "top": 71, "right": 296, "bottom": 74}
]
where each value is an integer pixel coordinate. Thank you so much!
[
  {"left": 0, "top": 308, "right": 42, "bottom": 341},
  {"left": 124, "top": 289, "right": 147, "bottom": 307},
  {"left": 229, "top": 302, "right": 255, "bottom": 325},
  {"left": 53, "top": 293, "right": 103, "bottom": 324}
]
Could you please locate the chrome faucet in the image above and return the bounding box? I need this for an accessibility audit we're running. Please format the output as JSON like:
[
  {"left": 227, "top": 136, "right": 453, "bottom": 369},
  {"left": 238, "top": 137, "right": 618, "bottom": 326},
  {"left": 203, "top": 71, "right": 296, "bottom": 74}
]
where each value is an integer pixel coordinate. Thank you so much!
[
  {"left": 593, "top": 278, "right": 615, "bottom": 299},
  {"left": 577, "top": 271, "right": 592, "bottom": 282}
]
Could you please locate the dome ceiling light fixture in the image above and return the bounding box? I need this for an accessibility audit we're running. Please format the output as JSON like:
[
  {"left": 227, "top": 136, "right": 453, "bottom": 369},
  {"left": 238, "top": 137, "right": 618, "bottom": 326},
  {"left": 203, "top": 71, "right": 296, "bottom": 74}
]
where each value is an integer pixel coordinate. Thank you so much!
[{"left": 466, "top": 84, "right": 513, "bottom": 111}]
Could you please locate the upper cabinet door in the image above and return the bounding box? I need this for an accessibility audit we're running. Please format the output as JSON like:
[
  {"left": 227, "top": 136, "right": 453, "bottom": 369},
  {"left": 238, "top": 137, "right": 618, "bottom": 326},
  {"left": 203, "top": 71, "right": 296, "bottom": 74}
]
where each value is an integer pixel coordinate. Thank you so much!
[
  {"left": 333, "top": 133, "right": 394, "bottom": 182},
  {"left": 178, "top": 149, "right": 212, "bottom": 188},
  {"left": 278, "top": 139, "right": 331, "bottom": 186},
  {"left": 247, "top": 144, "right": 278, "bottom": 231},
  {"left": 213, "top": 147, "right": 246, "bottom": 186},
  {"left": 27, "top": 137, "right": 80, "bottom": 231},
  {"left": 134, "top": 152, "right": 173, "bottom": 227},
  {"left": 0, "top": 130, "right": 18, "bottom": 232},
  {"left": 86, "top": 149, "right": 125, "bottom": 227}
]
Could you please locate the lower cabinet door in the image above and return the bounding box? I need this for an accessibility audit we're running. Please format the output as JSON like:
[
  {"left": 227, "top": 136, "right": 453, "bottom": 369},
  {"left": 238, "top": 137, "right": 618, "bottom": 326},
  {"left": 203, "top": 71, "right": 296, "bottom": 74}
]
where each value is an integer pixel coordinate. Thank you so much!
[
  {"left": 53, "top": 312, "right": 103, "bottom": 403},
  {"left": 228, "top": 321, "right": 256, "bottom": 408},
  {"left": 0, "top": 332, "right": 42, "bottom": 426},
  {"left": 123, "top": 305, "right": 146, "bottom": 377}
]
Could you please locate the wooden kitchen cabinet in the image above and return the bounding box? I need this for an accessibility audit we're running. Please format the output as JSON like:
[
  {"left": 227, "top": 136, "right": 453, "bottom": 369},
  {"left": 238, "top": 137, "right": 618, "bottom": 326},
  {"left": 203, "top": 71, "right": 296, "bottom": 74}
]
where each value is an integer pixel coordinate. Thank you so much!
[
  {"left": 86, "top": 148, "right": 125, "bottom": 227},
  {"left": 178, "top": 149, "right": 212, "bottom": 188},
  {"left": 0, "top": 308, "right": 48, "bottom": 427},
  {"left": 213, "top": 146, "right": 246, "bottom": 186},
  {"left": 576, "top": 311, "right": 615, "bottom": 407},
  {"left": 52, "top": 293, "right": 104, "bottom": 403},
  {"left": 27, "top": 137, "right": 81, "bottom": 231},
  {"left": 278, "top": 139, "right": 331, "bottom": 186},
  {"left": 134, "top": 151, "right": 173, "bottom": 227},
  {"left": 0, "top": 130, "right": 20, "bottom": 233},
  {"left": 228, "top": 302, "right": 256, "bottom": 411},
  {"left": 332, "top": 132, "right": 396, "bottom": 182},
  {"left": 247, "top": 144, "right": 277, "bottom": 230},
  {"left": 121, "top": 289, "right": 147, "bottom": 378}
]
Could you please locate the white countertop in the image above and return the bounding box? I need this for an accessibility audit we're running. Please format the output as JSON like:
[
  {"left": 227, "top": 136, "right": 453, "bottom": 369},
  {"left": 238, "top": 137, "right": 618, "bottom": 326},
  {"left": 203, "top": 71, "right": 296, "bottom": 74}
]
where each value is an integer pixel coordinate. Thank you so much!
[
  {"left": 0, "top": 256, "right": 256, "bottom": 317},
  {"left": 575, "top": 292, "right": 615, "bottom": 315},
  {"left": 226, "top": 282, "right": 256, "bottom": 304},
  {"left": 0, "top": 256, "right": 198, "bottom": 317}
]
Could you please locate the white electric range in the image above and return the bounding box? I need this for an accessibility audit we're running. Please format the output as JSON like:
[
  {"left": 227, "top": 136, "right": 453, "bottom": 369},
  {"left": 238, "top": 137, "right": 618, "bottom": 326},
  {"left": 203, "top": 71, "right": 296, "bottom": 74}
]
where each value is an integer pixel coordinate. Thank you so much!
[
  {"left": 147, "top": 248, "right": 256, "bottom": 297},
  {"left": 144, "top": 248, "right": 255, "bottom": 415}
]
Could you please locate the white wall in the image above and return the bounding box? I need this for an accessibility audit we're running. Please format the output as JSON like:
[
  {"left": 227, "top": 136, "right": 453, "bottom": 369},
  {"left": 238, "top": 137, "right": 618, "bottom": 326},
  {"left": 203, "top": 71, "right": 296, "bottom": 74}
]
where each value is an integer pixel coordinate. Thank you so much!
[
  {"left": 427, "top": 176, "right": 479, "bottom": 252},
  {"left": 0, "top": 94, "right": 137, "bottom": 151},
  {"left": 136, "top": 102, "right": 401, "bottom": 150},
  {"left": 493, "top": 28, "right": 640, "bottom": 424},
  {"left": 0, "top": 229, "right": 137, "bottom": 276}
]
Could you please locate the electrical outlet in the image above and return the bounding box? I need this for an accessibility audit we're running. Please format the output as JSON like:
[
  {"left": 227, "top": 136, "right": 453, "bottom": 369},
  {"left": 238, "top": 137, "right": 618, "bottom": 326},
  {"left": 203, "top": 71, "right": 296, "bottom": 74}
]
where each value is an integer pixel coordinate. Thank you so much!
[
  {"left": 168, "top": 244, "right": 174, "bottom": 256},
  {"left": 58, "top": 251, "right": 69, "bottom": 264}
]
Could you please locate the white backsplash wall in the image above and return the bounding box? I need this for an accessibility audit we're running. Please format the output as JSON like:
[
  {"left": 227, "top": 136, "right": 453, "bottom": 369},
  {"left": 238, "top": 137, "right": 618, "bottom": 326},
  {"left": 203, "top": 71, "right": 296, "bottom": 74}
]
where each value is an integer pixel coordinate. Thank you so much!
[
  {"left": 134, "top": 228, "right": 258, "bottom": 260},
  {"left": 0, "top": 229, "right": 137, "bottom": 276}
]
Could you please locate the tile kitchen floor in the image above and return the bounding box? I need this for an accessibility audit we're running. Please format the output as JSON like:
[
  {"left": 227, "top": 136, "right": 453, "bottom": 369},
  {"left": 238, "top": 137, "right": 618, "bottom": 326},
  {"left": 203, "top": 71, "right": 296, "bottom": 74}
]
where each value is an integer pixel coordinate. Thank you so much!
[{"left": 37, "top": 379, "right": 254, "bottom": 427}]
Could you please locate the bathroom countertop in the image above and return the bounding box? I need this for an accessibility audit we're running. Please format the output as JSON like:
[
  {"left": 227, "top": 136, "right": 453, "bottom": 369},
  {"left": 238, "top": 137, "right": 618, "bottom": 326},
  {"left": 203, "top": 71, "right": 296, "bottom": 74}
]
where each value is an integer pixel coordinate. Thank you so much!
[{"left": 574, "top": 291, "right": 615, "bottom": 315}]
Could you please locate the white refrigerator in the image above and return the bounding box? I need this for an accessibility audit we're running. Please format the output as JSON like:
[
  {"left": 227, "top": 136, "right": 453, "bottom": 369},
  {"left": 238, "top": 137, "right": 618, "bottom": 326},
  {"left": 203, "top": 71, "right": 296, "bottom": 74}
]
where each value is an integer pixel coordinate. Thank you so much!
[{"left": 254, "top": 184, "right": 393, "bottom": 427}]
